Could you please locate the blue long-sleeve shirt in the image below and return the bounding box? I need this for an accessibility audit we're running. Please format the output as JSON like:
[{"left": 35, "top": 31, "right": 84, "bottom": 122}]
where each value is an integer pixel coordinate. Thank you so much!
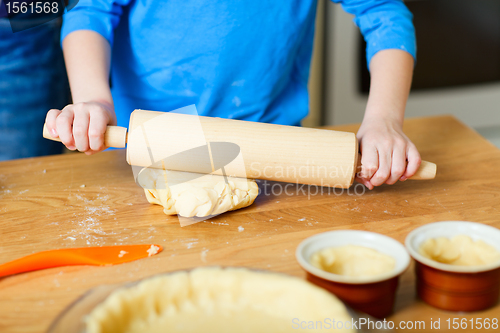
[{"left": 61, "top": 0, "right": 416, "bottom": 127}]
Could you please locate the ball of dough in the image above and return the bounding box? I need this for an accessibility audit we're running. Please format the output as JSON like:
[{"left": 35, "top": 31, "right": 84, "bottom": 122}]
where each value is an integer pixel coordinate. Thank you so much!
[
  {"left": 137, "top": 168, "right": 259, "bottom": 217},
  {"left": 86, "top": 267, "right": 355, "bottom": 333}
]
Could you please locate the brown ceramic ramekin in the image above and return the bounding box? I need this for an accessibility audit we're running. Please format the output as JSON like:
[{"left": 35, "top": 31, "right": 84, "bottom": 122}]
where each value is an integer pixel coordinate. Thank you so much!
[
  {"left": 405, "top": 221, "right": 500, "bottom": 312},
  {"left": 296, "top": 230, "right": 410, "bottom": 319}
]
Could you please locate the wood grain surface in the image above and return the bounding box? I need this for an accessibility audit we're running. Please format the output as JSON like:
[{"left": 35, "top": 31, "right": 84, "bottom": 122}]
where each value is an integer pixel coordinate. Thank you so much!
[{"left": 0, "top": 115, "right": 499, "bottom": 332}]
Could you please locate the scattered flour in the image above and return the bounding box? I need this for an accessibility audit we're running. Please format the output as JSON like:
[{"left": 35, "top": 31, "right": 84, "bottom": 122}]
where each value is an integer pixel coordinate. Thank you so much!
[
  {"left": 238, "top": 226, "right": 244, "bottom": 232},
  {"left": 201, "top": 249, "right": 209, "bottom": 263},
  {"left": 205, "top": 221, "right": 229, "bottom": 226},
  {"left": 186, "top": 242, "right": 198, "bottom": 249},
  {"left": 60, "top": 193, "right": 118, "bottom": 245},
  {"left": 181, "top": 238, "right": 199, "bottom": 248}
]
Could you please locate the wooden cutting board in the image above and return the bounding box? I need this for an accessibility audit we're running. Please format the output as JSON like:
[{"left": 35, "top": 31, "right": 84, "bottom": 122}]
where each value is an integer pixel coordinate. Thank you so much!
[{"left": 0, "top": 115, "right": 499, "bottom": 332}]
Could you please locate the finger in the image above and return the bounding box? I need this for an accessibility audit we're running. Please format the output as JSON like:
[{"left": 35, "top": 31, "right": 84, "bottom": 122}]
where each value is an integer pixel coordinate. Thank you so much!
[
  {"left": 88, "top": 111, "right": 109, "bottom": 152},
  {"left": 386, "top": 144, "right": 407, "bottom": 185},
  {"left": 355, "top": 175, "right": 374, "bottom": 190},
  {"left": 371, "top": 146, "right": 391, "bottom": 186},
  {"left": 45, "top": 109, "right": 62, "bottom": 138},
  {"left": 359, "top": 145, "right": 379, "bottom": 180},
  {"left": 73, "top": 110, "right": 90, "bottom": 152},
  {"left": 55, "top": 107, "right": 75, "bottom": 150},
  {"left": 401, "top": 144, "right": 421, "bottom": 180}
]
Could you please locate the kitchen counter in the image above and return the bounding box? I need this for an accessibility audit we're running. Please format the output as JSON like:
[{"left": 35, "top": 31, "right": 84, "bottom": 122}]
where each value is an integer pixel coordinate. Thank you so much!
[{"left": 1, "top": 115, "right": 499, "bottom": 332}]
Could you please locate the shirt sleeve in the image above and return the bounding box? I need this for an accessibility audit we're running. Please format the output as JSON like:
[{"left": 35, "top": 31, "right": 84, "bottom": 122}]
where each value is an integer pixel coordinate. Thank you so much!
[
  {"left": 332, "top": 0, "right": 416, "bottom": 68},
  {"left": 61, "top": 0, "right": 132, "bottom": 47}
]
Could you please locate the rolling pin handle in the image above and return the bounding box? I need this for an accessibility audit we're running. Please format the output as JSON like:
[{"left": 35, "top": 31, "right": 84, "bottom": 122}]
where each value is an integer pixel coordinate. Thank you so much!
[
  {"left": 356, "top": 153, "right": 436, "bottom": 180},
  {"left": 42, "top": 123, "right": 128, "bottom": 149},
  {"left": 410, "top": 160, "right": 437, "bottom": 180}
]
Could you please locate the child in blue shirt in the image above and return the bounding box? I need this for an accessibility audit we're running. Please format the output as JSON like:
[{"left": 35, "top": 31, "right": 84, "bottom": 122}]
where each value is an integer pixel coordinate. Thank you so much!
[{"left": 46, "top": 0, "right": 420, "bottom": 189}]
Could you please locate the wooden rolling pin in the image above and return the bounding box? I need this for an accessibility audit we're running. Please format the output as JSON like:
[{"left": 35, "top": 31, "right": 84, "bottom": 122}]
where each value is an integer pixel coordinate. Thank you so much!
[{"left": 43, "top": 109, "right": 436, "bottom": 188}]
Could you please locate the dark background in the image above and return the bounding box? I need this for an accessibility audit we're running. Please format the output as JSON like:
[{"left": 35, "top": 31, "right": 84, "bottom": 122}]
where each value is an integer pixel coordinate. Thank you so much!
[{"left": 359, "top": 0, "right": 500, "bottom": 92}]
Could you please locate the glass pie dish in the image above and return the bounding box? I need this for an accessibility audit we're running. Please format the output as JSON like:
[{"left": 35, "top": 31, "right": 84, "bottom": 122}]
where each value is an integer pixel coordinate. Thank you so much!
[{"left": 48, "top": 267, "right": 393, "bottom": 333}]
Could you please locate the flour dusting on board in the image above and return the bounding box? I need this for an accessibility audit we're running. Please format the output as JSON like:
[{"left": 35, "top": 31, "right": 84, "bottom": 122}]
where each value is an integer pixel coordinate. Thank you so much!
[
  {"left": 204, "top": 221, "right": 229, "bottom": 226},
  {"left": 201, "top": 249, "right": 209, "bottom": 263},
  {"left": 60, "top": 193, "right": 118, "bottom": 246},
  {"left": 186, "top": 242, "right": 198, "bottom": 249}
]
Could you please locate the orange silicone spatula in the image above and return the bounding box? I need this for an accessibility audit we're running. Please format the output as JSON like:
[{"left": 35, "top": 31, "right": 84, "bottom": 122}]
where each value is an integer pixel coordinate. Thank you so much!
[{"left": 0, "top": 244, "right": 163, "bottom": 278}]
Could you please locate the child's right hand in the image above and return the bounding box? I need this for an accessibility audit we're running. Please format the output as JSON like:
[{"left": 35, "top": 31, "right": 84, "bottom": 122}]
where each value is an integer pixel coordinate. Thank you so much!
[{"left": 45, "top": 101, "right": 116, "bottom": 155}]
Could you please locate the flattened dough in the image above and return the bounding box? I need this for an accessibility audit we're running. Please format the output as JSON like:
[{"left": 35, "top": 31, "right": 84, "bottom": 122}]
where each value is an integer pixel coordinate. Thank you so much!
[
  {"left": 310, "top": 245, "right": 396, "bottom": 278},
  {"left": 86, "top": 267, "right": 354, "bottom": 333},
  {"left": 419, "top": 235, "right": 500, "bottom": 266},
  {"left": 138, "top": 168, "right": 259, "bottom": 217}
]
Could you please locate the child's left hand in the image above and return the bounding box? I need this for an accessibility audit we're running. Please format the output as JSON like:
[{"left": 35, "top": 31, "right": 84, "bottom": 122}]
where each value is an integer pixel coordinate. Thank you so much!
[
  {"left": 356, "top": 116, "right": 421, "bottom": 190},
  {"left": 355, "top": 49, "right": 418, "bottom": 190}
]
